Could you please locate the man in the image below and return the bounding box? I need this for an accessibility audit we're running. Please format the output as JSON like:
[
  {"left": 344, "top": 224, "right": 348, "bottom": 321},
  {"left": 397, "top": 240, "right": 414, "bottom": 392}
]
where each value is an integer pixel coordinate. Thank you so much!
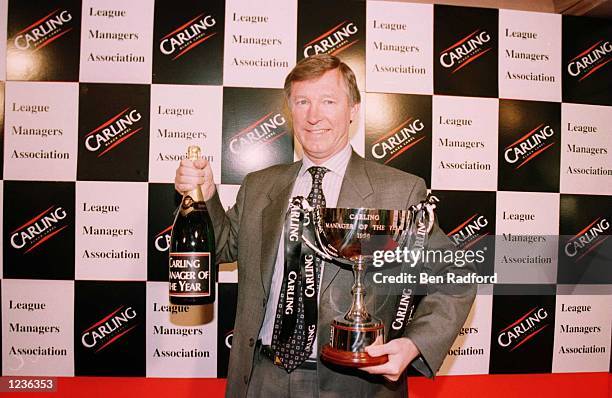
[{"left": 175, "top": 54, "right": 475, "bottom": 397}]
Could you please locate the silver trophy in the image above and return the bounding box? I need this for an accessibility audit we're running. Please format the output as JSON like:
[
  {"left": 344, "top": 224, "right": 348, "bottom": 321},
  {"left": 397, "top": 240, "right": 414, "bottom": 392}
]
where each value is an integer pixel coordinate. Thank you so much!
[{"left": 299, "top": 196, "right": 438, "bottom": 367}]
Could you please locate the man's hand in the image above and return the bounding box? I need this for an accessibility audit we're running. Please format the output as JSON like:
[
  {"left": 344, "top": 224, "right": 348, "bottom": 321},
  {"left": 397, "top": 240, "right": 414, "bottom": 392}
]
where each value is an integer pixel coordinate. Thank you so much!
[
  {"left": 174, "top": 158, "right": 216, "bottom": 201},
  {"left": 361, "top": 337, "right": 421, "bottom": 382}
]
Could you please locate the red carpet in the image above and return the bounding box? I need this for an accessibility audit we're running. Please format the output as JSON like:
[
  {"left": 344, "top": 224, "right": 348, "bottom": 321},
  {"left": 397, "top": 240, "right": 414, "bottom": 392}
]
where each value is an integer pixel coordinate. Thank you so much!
[{"left": 8, "top": 372, "right": 610, "bottom": 397}]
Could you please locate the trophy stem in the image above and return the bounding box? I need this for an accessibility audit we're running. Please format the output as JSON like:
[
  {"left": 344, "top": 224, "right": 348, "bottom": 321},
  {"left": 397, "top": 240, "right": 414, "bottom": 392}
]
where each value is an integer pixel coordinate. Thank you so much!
[
  {"left": 345, "top": 256, "right": 371, "bottom": 323},
  {"left": 322, "top": 255, "right": 386, "bottom": 367}
]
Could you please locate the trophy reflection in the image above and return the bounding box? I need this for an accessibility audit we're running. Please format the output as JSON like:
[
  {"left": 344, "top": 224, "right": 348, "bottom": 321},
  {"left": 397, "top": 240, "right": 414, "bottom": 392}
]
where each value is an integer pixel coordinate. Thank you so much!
[{"left": 299, "top": 196, "right": 437, "bottom": 367}]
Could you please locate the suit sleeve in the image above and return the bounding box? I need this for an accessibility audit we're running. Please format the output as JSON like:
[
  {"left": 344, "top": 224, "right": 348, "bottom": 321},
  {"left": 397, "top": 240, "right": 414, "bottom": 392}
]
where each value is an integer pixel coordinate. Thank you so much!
[
  {"left": 403, "top": 177, "right": 477, "bottom": 377},
  {"left": 204, "top": 174, "right": 249, "bottom": 265}
]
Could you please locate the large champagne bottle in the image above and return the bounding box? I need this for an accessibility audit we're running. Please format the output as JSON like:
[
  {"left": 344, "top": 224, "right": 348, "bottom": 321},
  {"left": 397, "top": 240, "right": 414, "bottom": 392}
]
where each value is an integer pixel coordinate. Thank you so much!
[{"left": 169, "top": 146, "right": 216, "bottom": 305}]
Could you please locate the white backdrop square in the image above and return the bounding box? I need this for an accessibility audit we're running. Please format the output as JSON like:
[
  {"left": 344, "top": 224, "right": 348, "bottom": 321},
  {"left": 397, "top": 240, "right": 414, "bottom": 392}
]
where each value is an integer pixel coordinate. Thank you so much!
[
  {"left": 146, "top": 282, "right": 217, "bottom": 377},
  {"left": 560, "top": 103, "right": 612, "bottom": 195},
  {"left": 148, "top": 84, "right": 223, "bottom": 183},
  {"left": 552, "top": 285, "right": 612, "bottom": 373},
  {"left": 439, "top": 285, "right": 493, "bottom": 375},
  {"left": 498, "top": 10, "right": 562, "bottom": 102},
  {"left": 223, "top": 0, "right": 297, "bottom": 88},
  {"left": 494, "top": 191, "right": 559, "bottom": 284},
  {"left": 2, "top": 279, "right": 74, "bottom": 376},
  {"left": 431, "top": 95, "right": 499, "bottom": 191},
  {"left": 366, "top": 1, "right": 433, "bottom": 95},
  {"left": 79, "top": 0, "right": 154, "bottom": 84},
  {"left": 75, "top": 181, "right": 148, "bottom": 280},
  {"left": 4, "top": 81, "right": 79, "bottom": 181}
]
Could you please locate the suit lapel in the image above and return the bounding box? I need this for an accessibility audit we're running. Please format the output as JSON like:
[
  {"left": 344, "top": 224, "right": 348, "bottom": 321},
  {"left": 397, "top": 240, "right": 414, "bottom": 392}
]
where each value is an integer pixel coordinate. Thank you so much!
[
  {"left": 260, "top": 162, "right": 302, "bottom": 297},
  {"left": 320, "top": 152, "right": 375, "bottom": 295}
]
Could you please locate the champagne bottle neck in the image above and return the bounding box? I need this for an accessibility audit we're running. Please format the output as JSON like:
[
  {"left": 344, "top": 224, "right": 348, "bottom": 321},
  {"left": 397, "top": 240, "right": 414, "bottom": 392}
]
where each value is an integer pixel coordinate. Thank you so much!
[
  {"left": 185, "top": 145, "right": 206, "bottom": 205},
  {"left": 180, "top": 186, "right": 206, "bottom": 216}
]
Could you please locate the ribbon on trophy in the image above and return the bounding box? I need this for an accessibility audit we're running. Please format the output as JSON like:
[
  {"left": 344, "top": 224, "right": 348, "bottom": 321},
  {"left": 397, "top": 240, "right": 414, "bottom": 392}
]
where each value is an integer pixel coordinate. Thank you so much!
[
  {"left": 388, "top": 196, "right": 438, "bottom": 341},
  {"left": 278, "top": 198, "right": 319, "bottom": 356}
]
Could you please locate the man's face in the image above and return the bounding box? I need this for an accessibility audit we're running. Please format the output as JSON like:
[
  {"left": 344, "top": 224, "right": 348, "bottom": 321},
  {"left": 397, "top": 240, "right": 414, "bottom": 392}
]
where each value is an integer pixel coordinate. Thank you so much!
[{"left": 289, "top": 68, "right": 359, "bottom": 164}]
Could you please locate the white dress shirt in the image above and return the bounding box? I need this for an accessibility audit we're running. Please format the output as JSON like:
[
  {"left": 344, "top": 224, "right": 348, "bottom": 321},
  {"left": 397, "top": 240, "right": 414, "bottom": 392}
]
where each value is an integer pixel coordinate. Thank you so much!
[{"left": 258, "top": 144, "right": 353, "bottom": 357}]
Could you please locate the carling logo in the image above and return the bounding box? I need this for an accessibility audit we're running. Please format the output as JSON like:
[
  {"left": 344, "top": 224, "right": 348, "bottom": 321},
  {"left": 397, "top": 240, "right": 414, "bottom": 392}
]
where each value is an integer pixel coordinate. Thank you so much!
[
  {"left": 448, "top": 213, "right": 489, "bottom": 249},
  {"left": 159, "top": 13, "right": 217, "bottom": 60},
  {"left": 497, "top": 307, "right": 549, "bottom": 351},
  {"left": 81, "top": 305, "right": 138, "bottom": 352},
  {"left": 504, "top": 124, "right": 555, "bottom": 169},
  {"left": 567, "top": 40, "right": 612, "bottom": 82},
  {"left": 439, "top": 29, "right": 492, "bottom": 73},
  {"left": 13, "top": 9, "right": 73, "bottom": 51},
  {"left": 303, "top": 21, "right": 359, "bottom": 57},
  {"left": 154, "top": 225, "right": 172, "bottom": 252},
  {"left": 229, "top": 112, "right": 287, "bottom": 155},
  {"left": 84, "top": 108, "right": 143, "bottom": 157},
  {"left": 564, "top": 217, "right": 610, "bottom": 261},
  {"left": 10, "top": 206, "right": 69, "bottom": 253},
  {"left": 371, "top": 117, "right": 425, "bottom": 164}
]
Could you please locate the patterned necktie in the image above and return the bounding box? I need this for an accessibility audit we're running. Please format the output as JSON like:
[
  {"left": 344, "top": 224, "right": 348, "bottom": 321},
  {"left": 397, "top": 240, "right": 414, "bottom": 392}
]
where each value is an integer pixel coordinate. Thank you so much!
[{"left": 271, "top": 166, "right": 329, "bottom": 372}]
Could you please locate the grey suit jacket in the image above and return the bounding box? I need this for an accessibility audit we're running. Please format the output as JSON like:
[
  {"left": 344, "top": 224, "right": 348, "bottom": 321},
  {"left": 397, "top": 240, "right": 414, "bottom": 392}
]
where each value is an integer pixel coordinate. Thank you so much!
[{"left": 206, "top": 152, "right": 476, "bottom": 398}]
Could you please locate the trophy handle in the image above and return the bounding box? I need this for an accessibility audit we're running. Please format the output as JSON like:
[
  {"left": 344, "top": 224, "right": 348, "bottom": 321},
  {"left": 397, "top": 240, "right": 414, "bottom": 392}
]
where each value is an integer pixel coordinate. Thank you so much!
[
  {"left": 302, "top": 233, "right": 335, "bottom": 262},
  {"left": 397, "top": 194, "right": 439, "bottom": 249},
  {"left": 423, "top": 194, "right": 439, "bottom": 233},
  {"left": 292, "top": 197, "right": 345, "bottom": 263},
  {"left": 396, "top": 210, "right": 415, "bottom": 250}
]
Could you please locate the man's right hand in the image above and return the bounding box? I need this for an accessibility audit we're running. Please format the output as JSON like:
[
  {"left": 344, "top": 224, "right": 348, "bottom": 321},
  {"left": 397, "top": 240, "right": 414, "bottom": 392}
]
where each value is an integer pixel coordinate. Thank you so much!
[{"left": 174, "top": 158, "right": 216, "bottom": 201}]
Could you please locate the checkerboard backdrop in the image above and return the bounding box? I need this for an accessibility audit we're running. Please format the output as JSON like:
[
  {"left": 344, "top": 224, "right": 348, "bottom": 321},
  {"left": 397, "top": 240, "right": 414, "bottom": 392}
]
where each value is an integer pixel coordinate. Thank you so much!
[{"left": 1, "top": 0, "right": 611, "bottom": 379}]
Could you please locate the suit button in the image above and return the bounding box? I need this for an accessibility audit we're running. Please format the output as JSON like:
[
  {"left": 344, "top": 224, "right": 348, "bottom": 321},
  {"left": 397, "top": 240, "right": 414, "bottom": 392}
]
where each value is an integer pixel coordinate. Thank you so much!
[
  {"left": 249, "top": 338, "right": 255, "bottom": 347},
  {"left": 243, "top": 375, "right": 248, "bottom": 384}
]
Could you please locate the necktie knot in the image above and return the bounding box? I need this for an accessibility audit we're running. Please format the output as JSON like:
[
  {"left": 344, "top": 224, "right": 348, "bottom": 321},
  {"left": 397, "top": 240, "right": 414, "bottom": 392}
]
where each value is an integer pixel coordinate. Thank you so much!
[{"left": 307, "top": 166, "right": 328, "bottom": 179}]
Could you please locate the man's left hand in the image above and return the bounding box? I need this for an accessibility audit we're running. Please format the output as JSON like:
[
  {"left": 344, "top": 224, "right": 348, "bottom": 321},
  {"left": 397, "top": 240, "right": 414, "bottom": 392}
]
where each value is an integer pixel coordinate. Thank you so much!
[{"left": 361, "top": 337, "right": 420, "bottom": 382}]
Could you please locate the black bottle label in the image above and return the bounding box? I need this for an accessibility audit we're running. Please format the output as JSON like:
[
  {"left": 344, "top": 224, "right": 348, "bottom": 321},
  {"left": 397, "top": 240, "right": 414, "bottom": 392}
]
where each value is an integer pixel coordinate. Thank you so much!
[{"left": 169, "top": 252, "right": 211, "bottom": 297}]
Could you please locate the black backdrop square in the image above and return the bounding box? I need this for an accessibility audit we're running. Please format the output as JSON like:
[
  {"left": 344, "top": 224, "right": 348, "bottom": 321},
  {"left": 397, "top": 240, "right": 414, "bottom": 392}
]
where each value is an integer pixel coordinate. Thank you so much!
[
  {"left": 74, "top": 281, "right": 146, "bottom": 376},
  {"left": 297, "top": 0, "right": 365, "bottom": 90},
  {"left": 365, "top": 93, "right": 432, "bottom": 187},
  {"left": 434, "top": 5, "right": 498, "bottom": 98},
  {"left": 7, "top": 0, "right": 81, "bottom": 81},
  {"left": 432, "top": 189, "right": 496, "bottom": 279},
  {"left": 562, "top": 16, "right": 612, "bottom": 106},
  {"left": 221, "top": 87, "right": 293, "bottom": 185},
  {"left": 147, "top": 183, "right": 182, "bottom": 281},
  {"left": 152, "top": 0, "right": 225, "bottom": 85},
  {"left": 77, "top": 83, "right": 150, "bottom": 182},
  {"left": 216, "top": 283, "right": 238, "bottom": 378},
  {"left": 498, "top": 99, "right": 561, "bottom": 192},
  {"left": 558, "top": 194, "right": 612, "bottom": 284},
  {"left": 3, "top": 181, "right": 75, "bottom": 280},
  {"left": 489, "top": 284, "right": 556, "bottom": 374}
]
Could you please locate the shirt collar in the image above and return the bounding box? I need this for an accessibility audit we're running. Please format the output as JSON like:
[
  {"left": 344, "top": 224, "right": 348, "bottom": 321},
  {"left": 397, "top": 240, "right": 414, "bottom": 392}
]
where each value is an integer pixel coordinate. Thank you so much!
[{"left": 299, "top": 143, "right": 352, "bottom": 179}]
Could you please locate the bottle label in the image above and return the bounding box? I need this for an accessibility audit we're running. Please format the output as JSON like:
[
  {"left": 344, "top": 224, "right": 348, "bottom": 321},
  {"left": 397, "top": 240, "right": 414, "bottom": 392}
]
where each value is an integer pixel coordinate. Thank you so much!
[{"left": 169, "top": 252, "right": 211, "bottom": 297}]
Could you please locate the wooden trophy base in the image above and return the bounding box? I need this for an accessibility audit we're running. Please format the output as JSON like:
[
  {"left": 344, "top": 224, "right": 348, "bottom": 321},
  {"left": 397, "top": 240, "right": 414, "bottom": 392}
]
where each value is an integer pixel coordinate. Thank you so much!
[{"left": 321, "top": 344, "right": 388, "bottom": 368}]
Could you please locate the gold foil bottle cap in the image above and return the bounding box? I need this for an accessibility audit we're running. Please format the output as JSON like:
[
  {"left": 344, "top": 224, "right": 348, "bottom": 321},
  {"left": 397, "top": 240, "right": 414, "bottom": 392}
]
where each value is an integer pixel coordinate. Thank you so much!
[
  {"left": 187, "top": 145, "right": 201, "bottom": 162},
  {"left": 182, "top": 145, "right": 205, "bottom": 208}
]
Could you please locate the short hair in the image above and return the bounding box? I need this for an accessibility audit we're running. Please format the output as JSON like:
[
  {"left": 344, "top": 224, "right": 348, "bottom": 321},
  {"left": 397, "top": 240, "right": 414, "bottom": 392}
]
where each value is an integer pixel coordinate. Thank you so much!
[{"left": 284, "top": 54, "right": 361, "bottom": 106}]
